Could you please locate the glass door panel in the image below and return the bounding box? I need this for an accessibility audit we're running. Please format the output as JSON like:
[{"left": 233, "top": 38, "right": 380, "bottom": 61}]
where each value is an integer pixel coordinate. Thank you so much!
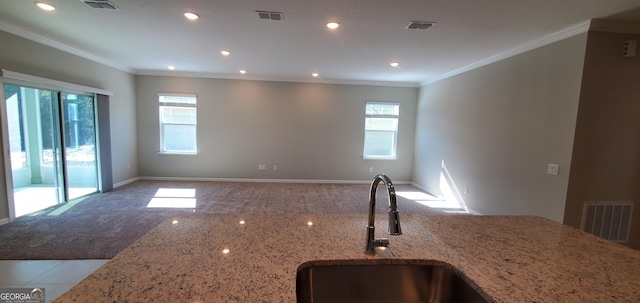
[
  {"left": 3, "top": 84, "right": 100, "bottom": 218},
  {"left": 62, "top": 93, "right": 98, "bottom": 200},
  {"left": 4, "top": 84, "right": 64, "bottom": 217}
]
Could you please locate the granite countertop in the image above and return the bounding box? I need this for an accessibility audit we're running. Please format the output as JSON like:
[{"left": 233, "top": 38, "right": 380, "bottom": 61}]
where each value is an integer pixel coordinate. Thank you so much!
[{"left": 54, "top": 214, "right": 640, "bottom": 302}]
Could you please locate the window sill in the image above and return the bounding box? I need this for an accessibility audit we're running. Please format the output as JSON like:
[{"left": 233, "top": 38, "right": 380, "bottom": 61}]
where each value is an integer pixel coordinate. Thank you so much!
[
  {"left": 158, "top": 151, "right": 198, "bottom": 156},
  {"left": 363, "top": 156, "right": 397, "bottom": 160}
]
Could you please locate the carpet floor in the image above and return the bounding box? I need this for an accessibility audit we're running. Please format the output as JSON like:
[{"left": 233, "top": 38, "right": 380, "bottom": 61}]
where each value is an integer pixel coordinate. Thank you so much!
[{"left": 0, "top": 180, "right": 452, "bottom": 260}]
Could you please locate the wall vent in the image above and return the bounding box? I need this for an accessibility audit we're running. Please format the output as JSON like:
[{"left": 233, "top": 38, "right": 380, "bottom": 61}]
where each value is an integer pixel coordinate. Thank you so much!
[
  {"left": 405, "top": 21, "right": 435, "bottom": 30},
  {"left": 581, "top": 201, "right": 633, "bottom": 243},
  {"left": 82, "top": 0, "right": 119, "bottom": 9},
  {"left": 257, "top": 11, "right": 284, "bottom": 21}
]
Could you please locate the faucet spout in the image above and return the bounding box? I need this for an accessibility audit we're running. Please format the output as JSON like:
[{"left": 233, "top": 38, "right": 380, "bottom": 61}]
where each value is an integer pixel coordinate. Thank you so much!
[{"left": 364, "top": 174, "right": 402, "bottom": 255}]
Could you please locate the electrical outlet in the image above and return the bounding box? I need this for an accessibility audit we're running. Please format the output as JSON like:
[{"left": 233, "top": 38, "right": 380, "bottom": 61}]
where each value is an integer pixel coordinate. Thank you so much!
[
  {"left": 464, "top": 187, "right": 469, "bottom": 195},
  {"left": 547, "top": 164, "right": 559, "bottom": 175},
  {"left": 258, "top": 164, "right": 267, "bottom": 171},
  {"left": 623, "top": 40, "right": 637, "bottom": 58},
  {"left": 369, "top": 167, "right": 373, "bottom": 173},
  {"left": 273, "top": 165, "right": 277, "bottom": 170}
]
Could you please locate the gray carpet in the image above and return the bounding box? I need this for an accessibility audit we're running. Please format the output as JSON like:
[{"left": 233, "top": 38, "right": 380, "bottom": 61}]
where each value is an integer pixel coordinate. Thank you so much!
[{"left": 0, "top": 180, "right": 446, "bottom": 260}]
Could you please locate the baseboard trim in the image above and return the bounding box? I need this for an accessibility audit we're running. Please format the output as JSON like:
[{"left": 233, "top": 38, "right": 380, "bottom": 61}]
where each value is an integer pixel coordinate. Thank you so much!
[
  {"left": 409, "top": 182, "right": 442, "bottom": 198},
  {"left": 113, "top": 177, "right": 140, "bottom": 188},
  {"left": 467, "top": 208, "right": 482, "bottom": 215},
  {"left": 138, "top": 176, "right": 413, "bottom": 185},
  {"left": 0, "top": 217, "right": 10, "bottom": 226},
  {"left": 410, "top": 181, "right": 482, "bottom": 215}
]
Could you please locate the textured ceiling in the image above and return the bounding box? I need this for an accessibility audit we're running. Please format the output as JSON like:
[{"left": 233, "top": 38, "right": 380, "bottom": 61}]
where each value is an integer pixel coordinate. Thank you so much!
[{"left": 1, "top": 0, "right": 640, "bottom": 86}]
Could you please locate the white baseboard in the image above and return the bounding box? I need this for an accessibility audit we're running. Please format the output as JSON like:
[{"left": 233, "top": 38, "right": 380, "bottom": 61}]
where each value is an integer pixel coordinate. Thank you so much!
[
  {"left": 138, "top": 176, "right": 412, "bottom": 185},
  {"left": 102, "top": 176, "right": 485, "bottom": 214},
  {"left": 0, "top": 217, "right": 10, "bottom": 226},
  {"left": 409, "top": 182, "right": 442, "bottom": 198},
  {"left": 467, "top": 208, "right": 482, "bottom": 215},
  {"left": 410, "top": 181, "right": 482, "bottom": 215},
  {"left": 113, "top": 177, "right": 140, "bottom": 188}
]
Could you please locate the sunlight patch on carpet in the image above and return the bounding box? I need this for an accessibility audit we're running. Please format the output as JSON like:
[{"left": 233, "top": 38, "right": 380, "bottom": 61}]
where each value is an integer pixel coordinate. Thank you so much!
[
  {"left": 397, "top": 191, "right": 461, "bottom": 210},
  {"left": 396, "top": 191, "right": 439, "bottom": 201},
  {"left": 47, "top": 197, "right": 87, "bottom": 216},
  {"left": 147, "top": 188, "right": 197, "bottom": 208}
]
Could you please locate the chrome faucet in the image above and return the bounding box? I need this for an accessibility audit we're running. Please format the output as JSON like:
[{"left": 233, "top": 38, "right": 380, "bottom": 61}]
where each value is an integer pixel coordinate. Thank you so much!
[{"left": 364, "top": 174, "right": 402, "bottom": 255}]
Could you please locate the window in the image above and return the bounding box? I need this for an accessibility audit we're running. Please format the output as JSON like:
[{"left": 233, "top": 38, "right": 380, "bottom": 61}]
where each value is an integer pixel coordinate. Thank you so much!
[
  {"left": 159, "top": 94, "right": 197, "bottom": 154},
  {"left": 363, "top": 102, "right": 399, "bottom": 159}
]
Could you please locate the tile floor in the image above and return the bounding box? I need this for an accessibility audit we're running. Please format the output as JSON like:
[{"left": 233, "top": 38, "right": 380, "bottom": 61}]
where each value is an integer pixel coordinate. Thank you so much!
[{"left": 0, "top": 259, "right": 108, "bottom": 303}]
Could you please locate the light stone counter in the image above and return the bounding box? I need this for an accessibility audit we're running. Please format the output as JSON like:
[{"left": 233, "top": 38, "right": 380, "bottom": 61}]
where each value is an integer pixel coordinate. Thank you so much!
[{"left": 54, "top": 214, "right": 640, "bottom": 302}]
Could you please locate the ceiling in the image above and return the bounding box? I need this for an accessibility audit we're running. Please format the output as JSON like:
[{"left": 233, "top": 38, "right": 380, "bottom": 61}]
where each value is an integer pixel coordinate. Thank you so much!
[{"left": 1, "top": 0, "right": 640, "bottom": 87}]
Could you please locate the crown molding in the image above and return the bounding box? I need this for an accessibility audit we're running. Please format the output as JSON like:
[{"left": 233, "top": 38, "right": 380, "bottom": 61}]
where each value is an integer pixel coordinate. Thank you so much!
[
  {"left": 1, "top": 69, "right": 113, "bottom": 95},
  {"left": 1, "top": 17, "right": 606, "bottom": 89},
  {"left": 420, "top": 20, "right": 592, "bottom": 86},
  {"left": 135, "top": 69, "right": 421, "bottom": 88},
  {"left": 1, "top": 20, "right": 416, "bottom": 87},
  {"left": 0, "top": 21, "right": 133, "bottom": 73}
]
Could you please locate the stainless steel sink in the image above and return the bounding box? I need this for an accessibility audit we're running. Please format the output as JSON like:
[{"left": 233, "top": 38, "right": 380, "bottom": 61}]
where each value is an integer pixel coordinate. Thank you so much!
[{"left": 296, "top": 261, "right": 489, "bottom": 303}]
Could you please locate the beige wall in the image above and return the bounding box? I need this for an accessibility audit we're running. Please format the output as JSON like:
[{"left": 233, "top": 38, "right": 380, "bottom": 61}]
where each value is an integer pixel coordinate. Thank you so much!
[
  {"left": 413, "top": 34, "right": 588, "bottom": 222},
  {"left": 565, "top": 31, "right": 640, "bottom": 249},
  {"left": 135, "top": 76, "right": 417, "bottom": 181},
  {"left": 0, "top": 30, "right": 138, "bottom": 220}
]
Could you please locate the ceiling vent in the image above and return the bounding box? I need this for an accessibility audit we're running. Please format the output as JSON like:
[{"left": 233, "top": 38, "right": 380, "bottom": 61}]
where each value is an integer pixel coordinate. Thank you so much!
[
  {"left": 82, "top": 0, "right": 119, "bottom": 9},
  {"left": 405, "top": 21, "right": 435, "bottom": 30},
  {"left": 257, "top": 11, "right": 284, "bottom": 21}
]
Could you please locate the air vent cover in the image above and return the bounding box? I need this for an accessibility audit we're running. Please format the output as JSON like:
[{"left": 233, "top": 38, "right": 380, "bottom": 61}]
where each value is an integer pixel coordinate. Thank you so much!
[
  {"left": 405, "top": 21, "right": 435, "bottom": 30},
  {"left": 257, "top": 11, "right": 284, "bottom": 21},
  {"left": 82, "top": 0, "right": 119, "bottom": 9},
  {"left": 581, "top": 201, "right": 633, "bottom": 243}
]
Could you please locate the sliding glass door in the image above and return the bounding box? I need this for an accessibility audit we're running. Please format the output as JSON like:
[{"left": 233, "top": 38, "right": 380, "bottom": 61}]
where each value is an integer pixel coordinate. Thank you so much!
[
  {"left": 3, "top": 84, "right": 98, "bottom": 217},
  {"left": 62, "top": 92, "right": 98, "bottom": 200}
]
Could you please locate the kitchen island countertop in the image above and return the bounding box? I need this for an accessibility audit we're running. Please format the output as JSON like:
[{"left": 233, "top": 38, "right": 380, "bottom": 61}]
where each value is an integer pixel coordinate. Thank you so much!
[{"left": 54, "top": 213, "right": 640, "bottom": 302}]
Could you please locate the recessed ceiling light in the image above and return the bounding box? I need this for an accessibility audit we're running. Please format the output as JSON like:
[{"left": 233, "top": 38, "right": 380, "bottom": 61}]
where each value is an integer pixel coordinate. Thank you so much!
[
  {"left": 312, "top": 73, "right": 319, "bottom": 77},
  {"left": 390, "top": 62, "right": 400, "bottom": 67},
  {"left": 36, "top": 2, "right": 55, "bottom": 11},
  {"left": 239, "top": 70, "right": 247, "bottom": 74},
  {"left": 184, "top": 12, "right": 199, "bottom": 20},
  {"left": 326, "top": 22, "right": 340, "bottom": 29},
  {"left": 168, "top": 66, "right": 176, "bottom": 70},
  {"left": 220, "top": 50, "right": 231, "bottom": 56}
]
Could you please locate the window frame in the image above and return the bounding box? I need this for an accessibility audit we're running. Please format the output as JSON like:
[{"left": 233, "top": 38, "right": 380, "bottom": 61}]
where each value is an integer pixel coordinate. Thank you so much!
[
  {"left": 363, "top": 101, "right": 399, "bottom": 160},
  {"left": 158, "top": 93, "right": 198, "bottom": 155}
]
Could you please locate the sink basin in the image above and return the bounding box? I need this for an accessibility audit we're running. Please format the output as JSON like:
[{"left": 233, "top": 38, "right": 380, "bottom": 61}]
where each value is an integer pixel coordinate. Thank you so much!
[{"left": 296, "top": 261, "right": 489, "bottom": 303}]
